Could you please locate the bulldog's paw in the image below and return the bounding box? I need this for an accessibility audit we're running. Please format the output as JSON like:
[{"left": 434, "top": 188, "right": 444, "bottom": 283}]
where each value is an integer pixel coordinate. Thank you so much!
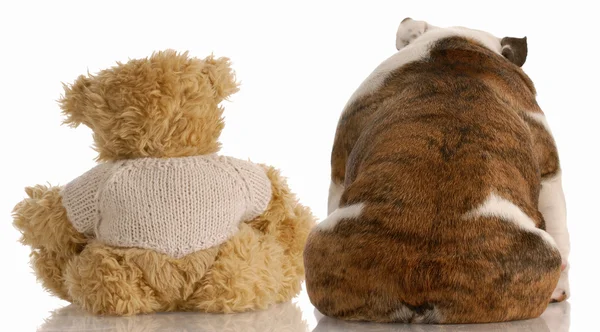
[
  {"left": 551, "top": 263, "right": 570, "bottom": 303},
  {"left": 396, "top": 18, "right": 430, "bottom": 50}
]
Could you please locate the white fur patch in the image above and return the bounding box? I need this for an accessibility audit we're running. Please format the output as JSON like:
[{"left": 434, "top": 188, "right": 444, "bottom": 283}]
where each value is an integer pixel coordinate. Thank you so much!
[
  {"left": 464, "top": 193, "right": 557, "bottom": 248},
  {"left": 525, "top": 111, "right": 554, "bottom": 135},
  {"left": 539, "top": 173, "right": 570, "bottom": 300},
  {"left": 317, "top": 203, "right": 365, "bottom": 232},
  {"left": 552, "top": 268, "right": 570, "bottom": 301},
  {"left": 327, "top": 180, "right": 344, "bottom": 215},
  {"left": 390, "top": 304, "right": 441, "bottom": 323},
  {"left": 396, "top": 19, "right": 433, "bottom": 51},
  {"left": 539, "top": 172, "right": 569, "bottom": 260},
  {"left": 343, "top": 23, "right": 502, "bottom": 111}
]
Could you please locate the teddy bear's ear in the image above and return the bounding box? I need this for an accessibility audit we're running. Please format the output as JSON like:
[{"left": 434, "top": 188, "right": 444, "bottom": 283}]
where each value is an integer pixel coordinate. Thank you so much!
[
  {"left": 202, "top": 55, "right": 240, "bottom": 103},
  {"left": 59, "top": 74, "right": 96, "bottom": 127}
]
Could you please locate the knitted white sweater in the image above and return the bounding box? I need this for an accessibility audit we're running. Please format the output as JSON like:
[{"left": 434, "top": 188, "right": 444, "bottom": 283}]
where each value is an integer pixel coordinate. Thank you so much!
[{"left": 60, "top": 154, "right": 272, "bottom": 258}]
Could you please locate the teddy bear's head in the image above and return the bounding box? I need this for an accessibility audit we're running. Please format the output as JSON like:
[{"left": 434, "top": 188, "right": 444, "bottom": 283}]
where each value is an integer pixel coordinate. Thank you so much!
[{"left": 59, "top": 50, "right": 238, "bottom": 161}]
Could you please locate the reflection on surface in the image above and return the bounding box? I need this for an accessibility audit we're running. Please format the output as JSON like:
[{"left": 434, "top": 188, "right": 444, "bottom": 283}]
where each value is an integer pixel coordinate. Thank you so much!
[
  {"left": 313, "top": 302, "right": 570, "bottom": 332},
  {"left": 38, "top": 301, "right": 309, "bottom": 332},
  {"left": 540, "top": 301, "right": 570, "bottom": 332}
]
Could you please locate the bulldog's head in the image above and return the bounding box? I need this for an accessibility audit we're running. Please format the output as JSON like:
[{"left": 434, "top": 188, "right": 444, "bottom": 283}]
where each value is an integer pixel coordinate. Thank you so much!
[{"left": 396, "top": 18, "right": 528, "bottom": 67}]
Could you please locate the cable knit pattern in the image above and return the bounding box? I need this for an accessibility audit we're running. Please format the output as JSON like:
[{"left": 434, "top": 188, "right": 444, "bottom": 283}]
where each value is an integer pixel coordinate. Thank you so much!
[{"left": 60, "top": 154, "right": 272, "bottom": 258}]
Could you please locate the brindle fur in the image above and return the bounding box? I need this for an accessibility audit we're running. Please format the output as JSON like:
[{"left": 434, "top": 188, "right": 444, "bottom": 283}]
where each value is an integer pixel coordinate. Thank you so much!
[{"left": 304, "top": 37, "right": 562, "bottom": 323}]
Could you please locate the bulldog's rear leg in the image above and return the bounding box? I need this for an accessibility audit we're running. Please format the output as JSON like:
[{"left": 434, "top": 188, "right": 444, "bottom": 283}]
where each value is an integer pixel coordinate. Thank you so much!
[{"left": 539, "top": 172, "right": 570, "bottom": 302}]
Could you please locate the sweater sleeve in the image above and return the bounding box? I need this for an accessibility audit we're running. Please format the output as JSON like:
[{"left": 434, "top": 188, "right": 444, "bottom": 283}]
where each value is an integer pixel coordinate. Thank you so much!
[
  {"left": 226, "top": 157, "right": 273, "bottom": 221},
  {"left": 60, "top": 163, "right": 115, "bottom": 236}
]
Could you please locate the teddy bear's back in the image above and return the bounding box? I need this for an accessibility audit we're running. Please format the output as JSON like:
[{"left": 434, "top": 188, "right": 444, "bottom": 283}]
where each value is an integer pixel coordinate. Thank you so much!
[{"left": 61, "top": 155, "right": 272, "bottom": 258}]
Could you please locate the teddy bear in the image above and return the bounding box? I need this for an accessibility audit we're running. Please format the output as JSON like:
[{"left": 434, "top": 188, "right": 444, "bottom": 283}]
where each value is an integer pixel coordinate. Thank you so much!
[{"left": 12, "top": 50, "right": 315, "bottom": 316}]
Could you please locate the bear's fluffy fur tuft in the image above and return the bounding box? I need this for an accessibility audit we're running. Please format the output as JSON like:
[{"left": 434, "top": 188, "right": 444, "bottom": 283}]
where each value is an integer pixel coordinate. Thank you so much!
[{"left": 59, "top": 50, "right": 239, "bottom": 162}]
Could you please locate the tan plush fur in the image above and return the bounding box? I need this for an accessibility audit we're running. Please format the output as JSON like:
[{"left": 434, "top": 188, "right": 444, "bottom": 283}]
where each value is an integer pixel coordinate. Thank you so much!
[
  {"left": 59, "top": 51, "right": 239, "bottom": 162},
  {"left": 13, "top": 185, "right": 86, "bottom": 301},
  {"left": 12, "top": 50, "right": 315, "bottom": 315}
]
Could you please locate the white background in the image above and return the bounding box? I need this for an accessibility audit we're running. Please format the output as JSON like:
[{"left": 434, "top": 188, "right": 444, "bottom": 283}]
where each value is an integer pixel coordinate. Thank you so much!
[{"left": 0, "top": 1, "right": 597, "bottom": 331}]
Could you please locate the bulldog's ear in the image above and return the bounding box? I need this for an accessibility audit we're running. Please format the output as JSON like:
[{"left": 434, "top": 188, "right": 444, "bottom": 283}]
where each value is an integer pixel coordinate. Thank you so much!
[
  {"left": 501, "top": 36, "right": 528, "bottom": 67},
  {"left": 396, "top": 18, "right": 432, "bottom": 51}
]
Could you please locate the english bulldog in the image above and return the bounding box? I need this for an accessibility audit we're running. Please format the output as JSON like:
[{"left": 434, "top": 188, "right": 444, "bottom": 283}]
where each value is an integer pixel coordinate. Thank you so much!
[{"left": 304, "top": 18, "right": 570, "bottom": 324}]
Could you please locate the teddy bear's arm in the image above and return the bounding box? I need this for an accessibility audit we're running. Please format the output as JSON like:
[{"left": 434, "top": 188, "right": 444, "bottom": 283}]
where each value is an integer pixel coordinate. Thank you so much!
[
  {"left": 12, "top": 163, "right": 113, "bottom": 301},
  {"left": 12, "top": 185, "right": 87, "bottom": 300}
]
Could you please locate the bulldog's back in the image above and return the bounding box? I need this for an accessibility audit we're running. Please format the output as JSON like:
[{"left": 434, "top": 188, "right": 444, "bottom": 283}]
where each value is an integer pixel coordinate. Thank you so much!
[
  {"left": 344, "top": 37, "right": 543, "bottom": 225},
  {"left": 305, "top": 28, "right": 563, "bottom": 324}
]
